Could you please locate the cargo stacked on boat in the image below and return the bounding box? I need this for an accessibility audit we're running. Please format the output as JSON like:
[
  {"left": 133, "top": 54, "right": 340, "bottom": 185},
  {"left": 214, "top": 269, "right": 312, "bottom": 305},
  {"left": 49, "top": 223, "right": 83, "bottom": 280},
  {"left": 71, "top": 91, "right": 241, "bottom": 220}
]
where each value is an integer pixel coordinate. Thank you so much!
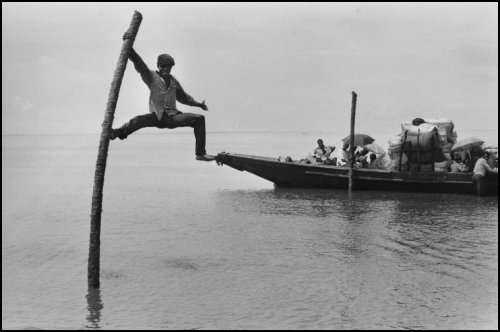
[{"left": 387, "top": 117, "right": 458, "bottom": 173}]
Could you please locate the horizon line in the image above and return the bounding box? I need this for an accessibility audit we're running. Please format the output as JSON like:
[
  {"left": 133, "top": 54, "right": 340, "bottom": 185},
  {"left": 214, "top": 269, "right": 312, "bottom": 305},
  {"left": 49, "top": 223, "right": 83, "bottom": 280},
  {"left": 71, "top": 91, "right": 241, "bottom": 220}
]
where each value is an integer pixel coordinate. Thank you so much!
[
  {"left": 1, "top": 130, "right": 333, "bottom": 137},
  {"left": 2, "top": 128, "right": 498, "bottom": 137}
]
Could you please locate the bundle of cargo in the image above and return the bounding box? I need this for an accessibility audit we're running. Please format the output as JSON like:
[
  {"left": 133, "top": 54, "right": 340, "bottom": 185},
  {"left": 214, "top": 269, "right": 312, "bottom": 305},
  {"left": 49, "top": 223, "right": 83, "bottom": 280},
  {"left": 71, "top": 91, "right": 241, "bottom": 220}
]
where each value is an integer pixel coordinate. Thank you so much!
[
  {"left": 401, "top": 118, "right": 458, "bottom": 172},
  {"left": 434, "top": 159, "right": 451, "bottom": 173},
  {"left": 450, "top": 130, "right": 458, "bottom": 145},
  {"left": 385, "top": 117, "right": 463, "bottom": 172},
  {"left": 428, "top": 118, "right": 455, "bottom": 161},
  {"left": 423, "top": 117, "right": 455, "bottom": 142},
  {"left": 387, "top": 134, "right": 403, "bottom": 158},
  {"left": 402, "top": 121, "right": 454, "bottom": 155},
  {"left": 387, "top": 134, "right": 408, "bottom": 171},
  {"left": 396, "top": 124, "right": 443, "bottom": 172},
  {"left": 389, "top": 153, "right": 408, "bottom": 171}
]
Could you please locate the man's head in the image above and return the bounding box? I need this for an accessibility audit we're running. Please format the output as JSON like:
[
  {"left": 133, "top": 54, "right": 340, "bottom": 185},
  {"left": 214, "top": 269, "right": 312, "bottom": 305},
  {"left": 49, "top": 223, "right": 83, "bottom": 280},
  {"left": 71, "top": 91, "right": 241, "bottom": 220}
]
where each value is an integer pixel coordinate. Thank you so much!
[
  {"left": 342, "top": 143, "right": 349, "bottom": 150},
  {"left": 483, "top": 151, "right": 490, "bottom": 160},
  {"left": 157, "top": 54, "right": 175, "bottom": 77},
  {"left": 364, "top": 152, "right": 376, "bottom": 166},
  {"left": 317, "top": 139, "right": 324, "bottom": 147}
]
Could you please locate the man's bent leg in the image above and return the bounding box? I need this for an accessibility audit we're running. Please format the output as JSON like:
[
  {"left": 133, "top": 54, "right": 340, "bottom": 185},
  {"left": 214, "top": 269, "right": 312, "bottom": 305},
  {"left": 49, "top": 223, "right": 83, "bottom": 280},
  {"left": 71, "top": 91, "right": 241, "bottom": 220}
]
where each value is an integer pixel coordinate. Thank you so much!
[
  {"left": 112, "top": 113, "right": 160, "bottom": 140},
  {"left": 168, "top": 113, "right": 212, "bottom": 159}
]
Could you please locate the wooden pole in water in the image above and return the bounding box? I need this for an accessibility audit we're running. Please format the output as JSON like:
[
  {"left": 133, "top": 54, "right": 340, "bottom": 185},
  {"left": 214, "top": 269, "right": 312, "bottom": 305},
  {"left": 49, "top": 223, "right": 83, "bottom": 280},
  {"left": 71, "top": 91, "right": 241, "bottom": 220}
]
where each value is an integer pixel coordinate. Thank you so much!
[
  {"left": 417, "top": 129, "right": 421, "bottom": 172},
  {"left": 88, "top": 11, "right": 142, "bottom": 289},
  {"left": 348, "top": 91, "right": 357, "bottom": 190}
]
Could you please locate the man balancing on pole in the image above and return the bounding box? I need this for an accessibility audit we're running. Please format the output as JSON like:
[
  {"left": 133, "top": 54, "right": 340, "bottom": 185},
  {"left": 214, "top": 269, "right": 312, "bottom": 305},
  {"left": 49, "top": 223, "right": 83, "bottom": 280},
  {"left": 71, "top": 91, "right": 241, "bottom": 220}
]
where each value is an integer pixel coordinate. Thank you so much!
[{"left": 110, "top": 32, "right": 215, "bottom": 162}]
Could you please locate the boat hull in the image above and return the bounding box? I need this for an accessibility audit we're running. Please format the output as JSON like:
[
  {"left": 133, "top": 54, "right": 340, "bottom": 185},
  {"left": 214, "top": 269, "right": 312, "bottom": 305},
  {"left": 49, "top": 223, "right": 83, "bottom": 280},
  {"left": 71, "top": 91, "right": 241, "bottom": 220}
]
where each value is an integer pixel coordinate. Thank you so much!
[{"left": 216, "top": 152, "right": 498, "bottom": 196}]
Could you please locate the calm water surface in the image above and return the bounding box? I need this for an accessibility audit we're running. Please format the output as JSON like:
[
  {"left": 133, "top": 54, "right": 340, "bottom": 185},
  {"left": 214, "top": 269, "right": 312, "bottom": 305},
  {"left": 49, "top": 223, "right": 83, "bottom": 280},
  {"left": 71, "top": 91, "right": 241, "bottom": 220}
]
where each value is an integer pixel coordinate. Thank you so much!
[{"left": 2, "top": 132, "right": 498, "bottom": 329}]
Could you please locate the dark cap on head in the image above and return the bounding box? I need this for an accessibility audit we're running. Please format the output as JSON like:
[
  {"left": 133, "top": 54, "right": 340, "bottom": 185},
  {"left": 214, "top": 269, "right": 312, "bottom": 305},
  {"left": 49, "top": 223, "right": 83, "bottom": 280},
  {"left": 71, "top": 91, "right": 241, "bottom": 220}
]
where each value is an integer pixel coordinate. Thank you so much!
[{"left": 157, "top": 54, "right": 175, "bottom": 67}]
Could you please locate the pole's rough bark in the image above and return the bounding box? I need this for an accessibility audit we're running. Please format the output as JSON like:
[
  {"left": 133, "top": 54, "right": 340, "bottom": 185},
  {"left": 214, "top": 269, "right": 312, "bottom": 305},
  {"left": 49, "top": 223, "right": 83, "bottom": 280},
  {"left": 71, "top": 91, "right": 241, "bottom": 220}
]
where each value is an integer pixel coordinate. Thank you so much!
[
  {"left": 88, "top": 11, "right": 142, "bottom": 289},
  {"left": 348, "top": 91, "right": 357, "bottom": 191}
]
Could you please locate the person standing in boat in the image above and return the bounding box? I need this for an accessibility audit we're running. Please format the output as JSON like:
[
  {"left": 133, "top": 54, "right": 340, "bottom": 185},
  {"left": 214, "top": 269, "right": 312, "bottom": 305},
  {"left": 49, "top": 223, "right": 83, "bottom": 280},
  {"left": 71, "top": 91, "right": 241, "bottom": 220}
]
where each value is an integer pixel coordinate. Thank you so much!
[
  {"left": 110, "top": 32, "right": 215, "bottom": 162},
  {"left": 313, "top": 139, "right": 336, "bottom": 164},
  {"left": 472, "top": 151, "right": 498, "bottom": 181}
]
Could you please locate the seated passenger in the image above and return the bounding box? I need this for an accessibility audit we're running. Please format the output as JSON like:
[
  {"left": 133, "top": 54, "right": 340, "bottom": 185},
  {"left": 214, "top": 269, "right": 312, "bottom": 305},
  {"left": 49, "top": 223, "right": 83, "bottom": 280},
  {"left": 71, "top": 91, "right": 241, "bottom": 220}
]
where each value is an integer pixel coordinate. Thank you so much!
[
  {"left": 366, "top": 152, "right": 378, "bottom": 169},
  {"left": 449, "top": 155, "right": 466, "bottom": 173},
  {"left": 355, "top": 147, "right": 370, "bottom": 167},
  {"left": 336, "top": 143, "right": 351, "bottom": 166},
  {"left": 465, "top": 146, "right": 484, "bottom": 172},
  {"left": 313, "top": 139, "right": 336, "bottom": 164}
]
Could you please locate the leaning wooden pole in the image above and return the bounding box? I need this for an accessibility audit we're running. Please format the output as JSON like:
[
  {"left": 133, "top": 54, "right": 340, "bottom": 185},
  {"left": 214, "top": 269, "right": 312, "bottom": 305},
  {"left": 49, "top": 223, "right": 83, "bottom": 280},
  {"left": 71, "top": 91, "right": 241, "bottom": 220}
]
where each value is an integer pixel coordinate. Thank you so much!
[
  {"left": 348, "top": 91, "right": 357, "bottom": 191},
  {"left": 88, "top": 11, "right": 142, "bottom": 289}
]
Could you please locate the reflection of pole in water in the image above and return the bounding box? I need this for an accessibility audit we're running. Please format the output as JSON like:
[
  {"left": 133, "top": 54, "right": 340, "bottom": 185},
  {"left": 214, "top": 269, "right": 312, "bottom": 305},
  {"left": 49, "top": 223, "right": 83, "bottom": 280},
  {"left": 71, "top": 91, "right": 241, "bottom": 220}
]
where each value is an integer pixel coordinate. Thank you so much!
[{"left": 85, "top": 287, "right": 103, "bottom": 329}]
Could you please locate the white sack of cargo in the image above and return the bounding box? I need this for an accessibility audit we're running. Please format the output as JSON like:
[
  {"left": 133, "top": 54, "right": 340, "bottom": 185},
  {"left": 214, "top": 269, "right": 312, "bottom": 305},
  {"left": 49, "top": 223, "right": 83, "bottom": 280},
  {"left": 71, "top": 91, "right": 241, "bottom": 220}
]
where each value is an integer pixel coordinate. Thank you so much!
[
  {"left": 401, "top": 123, "right": 437, "bottom": 135},
  {"left": 438, "top": 127, "right": 448, "bottom": 144},
  {"left": 450, "top": 130, "right": 458, "bottom": 145},
  {"left": 365, "top": 142, "right": 386, "bottom": 156},
  {"left": 387, "top": 134, "right": 403, "bottom": 157},
  {"left": 374, "top": 154, "right": 392, "bottom": 170},
  {"left": 423, "top": 117, "right": 454, "bottom": 139},
  {"left": 441, "top": 142, "right": 453, "bottom": 154},
  {"left": 388, "top": 134, "right": 403, "bottom": 146},
  {"left": 434, "top": 159, "right": 451, "bottom": 173},
  {"left": 390, "top": 153, "right": 408, "bottom": 171}
]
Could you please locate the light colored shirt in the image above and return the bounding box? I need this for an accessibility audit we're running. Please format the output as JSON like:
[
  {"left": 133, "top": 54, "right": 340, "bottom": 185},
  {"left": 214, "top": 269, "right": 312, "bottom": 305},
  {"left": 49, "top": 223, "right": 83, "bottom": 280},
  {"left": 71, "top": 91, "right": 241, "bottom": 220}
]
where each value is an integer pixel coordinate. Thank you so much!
[
  {"left": 449, "top": 161, "right": 466, "bottom": 173},
  {"left": 336, "top": 148, "right": 350, "bottom": 166},
  {"left": 129, "top": 49, "right": 198, "bottom": 120},
  {"left": 313, "top": 145, "right": 335, "bottom": 161},
  {"left": 473, "top": 158, "right": 498, "bottom": 176}
]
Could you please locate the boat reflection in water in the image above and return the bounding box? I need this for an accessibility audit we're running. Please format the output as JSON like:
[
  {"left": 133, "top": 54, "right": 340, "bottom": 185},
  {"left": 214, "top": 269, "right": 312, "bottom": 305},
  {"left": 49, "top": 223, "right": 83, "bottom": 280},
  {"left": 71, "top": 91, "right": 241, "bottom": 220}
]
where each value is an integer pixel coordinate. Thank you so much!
[{"left": 214, "top": 186, "right": 497, "bottom": 328}]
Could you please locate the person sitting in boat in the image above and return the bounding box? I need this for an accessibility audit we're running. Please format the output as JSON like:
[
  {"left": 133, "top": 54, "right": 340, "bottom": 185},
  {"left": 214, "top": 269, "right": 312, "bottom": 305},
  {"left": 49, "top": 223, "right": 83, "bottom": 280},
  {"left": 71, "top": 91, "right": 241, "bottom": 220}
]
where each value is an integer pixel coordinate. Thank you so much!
[
  {"left": 336, "top": 143, "right": 351, "bottom": 166},
  {"left": 472, "top": 151, "right": 498, "bottom": 181},
  {"left": 354, "top": 146, "right": 370, "bottom": 167},
  {"left": 357, "top": 151, "right": 377, "bottom": 168},
  {"left": 365, "top": 152, "right": 378, "bottom": 169},
  {"left": 464, "top": 145, "right": 484, "bottom": 173},
  {"left": 449, "top": 154, "right": 466, "bottom": 173},
  {"left": 313, "top": 139, "right": 336, "bottom": 164}
]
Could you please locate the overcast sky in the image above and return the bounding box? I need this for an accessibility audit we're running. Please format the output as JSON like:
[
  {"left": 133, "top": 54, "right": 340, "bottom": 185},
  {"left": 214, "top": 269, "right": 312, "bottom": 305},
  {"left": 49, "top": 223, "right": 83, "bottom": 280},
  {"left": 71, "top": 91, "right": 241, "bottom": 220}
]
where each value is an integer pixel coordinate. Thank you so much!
[{"left": 2, "top": 2, "right": 498, "bottom": 144}]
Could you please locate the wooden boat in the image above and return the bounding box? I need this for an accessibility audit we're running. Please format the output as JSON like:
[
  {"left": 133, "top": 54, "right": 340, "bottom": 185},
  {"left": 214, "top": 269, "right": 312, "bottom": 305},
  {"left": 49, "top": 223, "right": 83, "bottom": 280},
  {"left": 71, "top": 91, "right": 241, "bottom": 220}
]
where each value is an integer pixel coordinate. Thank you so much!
[{"left": 215, "top": 152, "right": 498, "bottom": 196}]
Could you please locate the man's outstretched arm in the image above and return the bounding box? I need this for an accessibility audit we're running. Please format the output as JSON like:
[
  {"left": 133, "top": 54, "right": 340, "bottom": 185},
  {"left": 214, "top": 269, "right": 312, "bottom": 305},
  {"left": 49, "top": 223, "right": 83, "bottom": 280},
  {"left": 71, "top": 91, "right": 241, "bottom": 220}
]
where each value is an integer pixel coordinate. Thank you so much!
[
  {"left": 123, "top": 32, "right": 153, "bottom": 86},
  {"left": 175, "top": 78, "right": 209, "bottom": 111}
]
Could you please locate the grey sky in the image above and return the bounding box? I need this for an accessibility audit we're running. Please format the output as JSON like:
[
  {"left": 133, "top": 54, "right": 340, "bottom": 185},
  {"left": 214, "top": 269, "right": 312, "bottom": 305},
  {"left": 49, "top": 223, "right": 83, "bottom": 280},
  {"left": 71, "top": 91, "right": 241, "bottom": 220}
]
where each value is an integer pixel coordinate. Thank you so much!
[{"left": 2, "top": 2, "right": 498, "bottom": 144}]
